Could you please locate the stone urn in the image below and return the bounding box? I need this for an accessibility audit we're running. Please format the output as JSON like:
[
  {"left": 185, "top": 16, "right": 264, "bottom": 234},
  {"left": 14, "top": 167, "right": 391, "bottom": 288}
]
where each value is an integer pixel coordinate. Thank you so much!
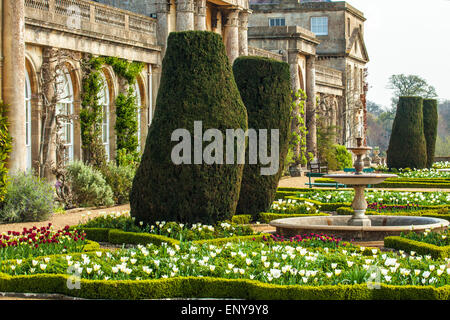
[{"left": 372, "top": 148, "right": 381, "bottom": 165}]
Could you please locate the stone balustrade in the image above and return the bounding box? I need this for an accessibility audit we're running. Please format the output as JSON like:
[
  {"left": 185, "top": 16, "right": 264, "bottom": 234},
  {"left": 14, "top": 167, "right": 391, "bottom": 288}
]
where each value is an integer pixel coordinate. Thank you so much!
[
  {"left": 248, "top": 46, "right": 283, "bottom": 61},
  {"left": 24, "top": 0, "right": 157, "bottom": 36},
  {"left": 315, "top": 65, "right": 343, "bottom": 88},
  {"left": 24, "top": 0, "right": 160, "bottom": 64}
]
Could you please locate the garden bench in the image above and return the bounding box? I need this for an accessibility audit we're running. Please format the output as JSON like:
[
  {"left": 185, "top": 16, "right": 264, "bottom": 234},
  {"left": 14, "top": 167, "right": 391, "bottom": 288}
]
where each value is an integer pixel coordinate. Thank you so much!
[
  {"left": 305, "top": 172, "right": 346, "bottom": 189},
  {"left": 308, "top": 161, "right": 328, "bottom": 173}
]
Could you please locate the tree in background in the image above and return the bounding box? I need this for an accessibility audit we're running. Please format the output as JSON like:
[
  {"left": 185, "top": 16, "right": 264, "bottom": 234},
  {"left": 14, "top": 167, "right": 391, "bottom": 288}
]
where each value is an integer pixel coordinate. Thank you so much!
[{"left": 387, "top": 74, "right": 437, "bottom": 109}]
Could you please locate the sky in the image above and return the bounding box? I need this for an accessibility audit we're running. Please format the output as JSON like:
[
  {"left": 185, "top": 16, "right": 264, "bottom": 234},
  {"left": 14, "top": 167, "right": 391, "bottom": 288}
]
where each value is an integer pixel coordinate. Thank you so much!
[{"left": 346, "top": 0, "right": 450, "bottom": 110}]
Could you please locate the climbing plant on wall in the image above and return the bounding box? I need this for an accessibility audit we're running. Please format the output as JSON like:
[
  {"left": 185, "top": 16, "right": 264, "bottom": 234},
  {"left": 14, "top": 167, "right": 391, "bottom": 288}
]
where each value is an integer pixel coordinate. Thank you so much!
[
  {"left": 0, "top": 101, "right": 12, "bottom": 203},
  {"left": 80, "top": 55, "right": 107, "bottom": 168},
  {"left": 80, "top": 55, "right": 144, "bottom": 167},
  {"left": 115, "top": 86, "right": 140, "bottom": 164}
]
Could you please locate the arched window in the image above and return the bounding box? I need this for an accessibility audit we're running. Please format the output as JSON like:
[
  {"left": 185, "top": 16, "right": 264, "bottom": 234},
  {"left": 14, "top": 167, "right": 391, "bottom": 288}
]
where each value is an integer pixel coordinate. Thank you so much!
[
  {"left": 134, "top": 82, "right": 142, "bottom": 152},
  {"left": 99, "top": 74, "right": 110, "bottom": 161},
  {"left": 25, "top": 69, "right": 32, "bottom": 170},
  {"left": 56, "top": 68, "right": 74, "bottom": 163}
]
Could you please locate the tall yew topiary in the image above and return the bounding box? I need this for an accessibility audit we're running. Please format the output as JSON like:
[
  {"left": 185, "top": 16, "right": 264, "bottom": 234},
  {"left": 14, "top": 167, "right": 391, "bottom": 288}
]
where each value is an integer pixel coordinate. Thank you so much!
[
  {"left": 422, "top": 99, "right": 438, "bottom": 168},
  {"left": 129, "top": 31, "right": 248, "bottom": 225},
  {"left": 387, "top": 96, "right": 427, "bottom": 169},
  {"left": 233, "top": 56, "right": 292, "bottom": 219}
]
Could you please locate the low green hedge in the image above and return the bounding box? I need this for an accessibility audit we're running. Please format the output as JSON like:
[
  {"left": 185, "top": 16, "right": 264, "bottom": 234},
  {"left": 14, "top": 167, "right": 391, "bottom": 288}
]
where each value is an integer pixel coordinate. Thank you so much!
[
  {"left": 232, "top": 215, "right": 252, "bottom": 224},
  {"left": 335, "top": 207, "right": 450, "bottom": 221},
  {"left": 83, "top": 240, "right": 101, "bottom": 252},
  {"left": 384, "top": 236, "right": 450, "bottom": 259},
  {"left": 76, "top": 227, "right": 270, "bottom": 247},
  {"left": 0, "top": 273, "right": 447, "bottom": 300},
  {"left": 275, "top": 190, "right": 299, "bottom": 200},
  {"left": 258, "top": 212, "right": 329, "bottom": 224}
]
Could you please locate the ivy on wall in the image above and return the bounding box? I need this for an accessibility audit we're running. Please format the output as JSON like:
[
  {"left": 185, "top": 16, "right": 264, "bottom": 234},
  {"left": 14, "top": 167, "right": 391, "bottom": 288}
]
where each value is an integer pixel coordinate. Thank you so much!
[
  {"left": 0, "top": 101, "right": 12, "bottom": 203},
  {"left": 80, "top": 56, "right": 107, "bottom": 168},
  {"left": 80, "top": 55, "right": 145, "bottom": 167},
  {"left": 115, "top": 87, "right": 140, "bottom": 165}
]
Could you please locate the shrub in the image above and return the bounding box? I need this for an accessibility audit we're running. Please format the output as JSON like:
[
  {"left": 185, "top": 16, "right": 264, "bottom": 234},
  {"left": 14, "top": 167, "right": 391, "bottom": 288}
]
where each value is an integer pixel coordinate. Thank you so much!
[
  {"left": 0, "top": 171, "right": 56, "bottom": 223},
  {"left": 334, "top": 145, "right": 353, "bottom": 170},
  {"left": 130, "top": 31, "right": 248, "bottom": 225},
  {"left": 232, "top": 56, "right": 292, "bottom": 219},
  {"left": 422, "top": 99, "right": 438, "bottom": 168},
  {"left": 101, "top": 162, "right": 136, "bottom": 205},
  {"left": 387, "top": 96, "right": 427, "bottom": 169},
  {"left": 66, "top": 161, "right": 114, "bottom": 207}
]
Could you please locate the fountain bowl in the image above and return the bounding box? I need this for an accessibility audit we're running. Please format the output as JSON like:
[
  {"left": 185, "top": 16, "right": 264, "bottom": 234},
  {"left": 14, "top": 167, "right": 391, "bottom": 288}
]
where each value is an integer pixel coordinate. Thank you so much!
[
  {"left": 269, "top": 215, "right": 449, "bottom": 241},
  {"left": 324, "top": 173, "right": 398, "bottom": 185}
]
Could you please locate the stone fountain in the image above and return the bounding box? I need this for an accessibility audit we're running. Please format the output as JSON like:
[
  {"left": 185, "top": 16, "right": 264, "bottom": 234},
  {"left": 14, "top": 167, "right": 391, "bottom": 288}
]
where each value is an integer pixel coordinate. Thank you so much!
[
  {"left": 270, "top": 138, "right": 449, "bottom": 241},
  {"left": 325, "top": 137, "right": 395, "bottom": 227}
]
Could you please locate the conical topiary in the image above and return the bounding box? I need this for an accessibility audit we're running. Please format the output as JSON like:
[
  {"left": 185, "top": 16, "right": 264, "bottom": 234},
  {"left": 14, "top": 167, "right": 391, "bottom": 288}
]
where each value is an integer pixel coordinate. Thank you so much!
[
  {"left": 422, "top": 98, "right": 438, "bottom": 168},
  {"left": 387, "top": 96, "right": 427, "bottom": 169},
  {"left": 233, "top": 56, "right": 292, "bottom": 219},
  {"left": 129, "top": 31, "right": 248, "bottom": 225}
]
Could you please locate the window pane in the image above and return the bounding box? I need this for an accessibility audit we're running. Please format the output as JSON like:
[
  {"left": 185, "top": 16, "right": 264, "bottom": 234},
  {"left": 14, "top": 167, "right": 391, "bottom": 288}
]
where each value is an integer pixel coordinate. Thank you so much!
[{"left": 311, "top": 17, "right": 328, "bottom": 35}]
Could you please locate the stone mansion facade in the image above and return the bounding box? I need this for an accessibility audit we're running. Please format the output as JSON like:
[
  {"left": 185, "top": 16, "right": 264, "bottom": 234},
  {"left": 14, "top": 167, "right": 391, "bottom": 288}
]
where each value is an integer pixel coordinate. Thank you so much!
[{"left": 1, "top": 0, "right": 368, "bottom": 175}]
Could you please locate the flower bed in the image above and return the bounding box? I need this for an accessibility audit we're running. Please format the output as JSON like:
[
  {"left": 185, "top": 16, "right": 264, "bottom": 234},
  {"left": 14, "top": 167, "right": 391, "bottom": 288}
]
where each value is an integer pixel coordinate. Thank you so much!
[
  {"left": 270, "top": 199, "right": 318, "bottom": 215},
  {"left": 400, "top": 228, "right": 449, "bottom": 247},
  {"left": 0, "top": 224, "right": 92, "bottom": 260},
  {"left": 433, "top": 161, "right": 450, "bottom": 169},
  {"left": 293, "top": 189, "right": 449, "bottom": 207},
  {"left": 384, "top": 236, "right": 450, "bottom": 260},
  {"left": 1, "top": 240, "right": 449, "bottom": 288},
  {"left": 78, "top": 211, "right": 256, "bottom": 241}
]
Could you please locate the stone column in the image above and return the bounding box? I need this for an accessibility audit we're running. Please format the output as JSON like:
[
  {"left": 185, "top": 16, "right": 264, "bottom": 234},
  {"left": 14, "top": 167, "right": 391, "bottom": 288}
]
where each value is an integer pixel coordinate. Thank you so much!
[
  {"left": 2, "top": 0, "right": 26, "bottom": 172},
  {"left": 238, "top": 10, "right": 249, "bottom": 56},
  {"left": 223, "top": 9, "right": 240, "bottom": 64},
  {"left": 212, "top": 9, "right": 222, "bottom": 35},
  {"left": 176, "top": 0, "right": 195, "bottom": 31},
  {"left": 156, "top": 1, "right": 171, "bottom": 56},
  {"left": 196, "top": 0, "right": 206, "bottom": 31},
  {"left": 305, "top": 55, "right": 317, "bottom": 158}
]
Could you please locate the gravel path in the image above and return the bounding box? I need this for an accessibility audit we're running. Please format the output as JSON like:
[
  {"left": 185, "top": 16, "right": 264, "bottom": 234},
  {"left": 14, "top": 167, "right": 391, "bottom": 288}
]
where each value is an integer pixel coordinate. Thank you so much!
[{"left": 0, "top": 204, "right": 130, "bottom": 234}]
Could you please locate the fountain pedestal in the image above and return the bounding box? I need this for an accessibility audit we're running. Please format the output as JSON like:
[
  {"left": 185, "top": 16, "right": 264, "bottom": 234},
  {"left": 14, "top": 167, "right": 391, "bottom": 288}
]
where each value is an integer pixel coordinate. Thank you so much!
[{"left": 348, "top": 185, "right": 370, "bottom": 226}]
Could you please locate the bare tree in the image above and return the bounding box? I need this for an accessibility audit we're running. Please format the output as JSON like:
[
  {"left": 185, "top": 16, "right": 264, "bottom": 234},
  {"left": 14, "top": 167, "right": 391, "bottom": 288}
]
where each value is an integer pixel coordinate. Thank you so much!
[
  {"left": 37, "top": 47, "right": 80, "bottom": 207},
  {"left": 38, "top": 47, "right": 79, "bottom": 178}
]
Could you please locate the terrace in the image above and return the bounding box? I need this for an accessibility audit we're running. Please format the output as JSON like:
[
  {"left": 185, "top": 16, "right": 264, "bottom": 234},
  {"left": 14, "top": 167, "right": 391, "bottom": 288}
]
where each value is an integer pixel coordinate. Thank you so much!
[{"left": 24, "top": 0, "right": 161, "bottom": 63}]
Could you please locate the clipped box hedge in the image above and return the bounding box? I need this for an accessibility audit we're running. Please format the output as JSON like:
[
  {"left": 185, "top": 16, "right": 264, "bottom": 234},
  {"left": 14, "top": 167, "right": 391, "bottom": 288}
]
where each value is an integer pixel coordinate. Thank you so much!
[
  {"left": 0, "top": 273, "right": 448, "bottom": 300},
  {"left": 75, "top": 227, "right": 271, "bottom": 247},
  {"left": 231, "top": 215, "right": 252, "bottom": 224},
  {"left": 258, "top": 212, "right": 329, "bottom": 224},
  {"left": 384, "top": 236, "right": 450, "bottom": 259}
]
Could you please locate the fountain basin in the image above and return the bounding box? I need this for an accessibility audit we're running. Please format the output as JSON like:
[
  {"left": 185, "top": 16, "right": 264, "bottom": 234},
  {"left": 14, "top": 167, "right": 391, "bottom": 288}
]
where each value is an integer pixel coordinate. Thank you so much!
[
  {"left": 324, "top": 173, "right": 398, "bottom": 185},
  {"left": 269, "top": 215, "right": 449, "bottom": 241}
]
